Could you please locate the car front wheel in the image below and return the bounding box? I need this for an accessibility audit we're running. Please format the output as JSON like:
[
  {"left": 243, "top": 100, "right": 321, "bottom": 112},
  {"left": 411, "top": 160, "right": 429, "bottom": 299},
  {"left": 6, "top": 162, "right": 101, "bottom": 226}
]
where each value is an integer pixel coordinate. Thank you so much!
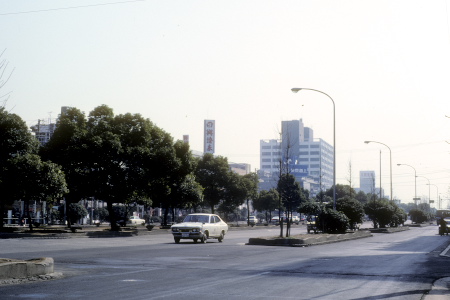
[
  {"left": 174, "top": 237, "right": 180, "bottom": 244},
  {"left": 218, "top": 232, "right": 224, "bottom": 242},
  {"left": 201, "top": 232, "right": 208, "bottom": 243}
]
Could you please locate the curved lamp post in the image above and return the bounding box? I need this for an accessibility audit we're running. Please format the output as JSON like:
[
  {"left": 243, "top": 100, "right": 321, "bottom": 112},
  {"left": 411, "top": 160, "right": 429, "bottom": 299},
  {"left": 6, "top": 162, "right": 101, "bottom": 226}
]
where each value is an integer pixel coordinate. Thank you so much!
[
  {"left": 427, "top": 183, "right": 439, "bottom": 209},
  {"left": 397, "top": 163, "right": 417, "bottom": 202},
  {"left": 291, "top": 88, "right": 336, "bottom": 210},
  {"left": 364, "top": 141, "right": 393, "bottom": 201},
  {"left": 417, "top": 176, "right": 430, "bottom": 203}
]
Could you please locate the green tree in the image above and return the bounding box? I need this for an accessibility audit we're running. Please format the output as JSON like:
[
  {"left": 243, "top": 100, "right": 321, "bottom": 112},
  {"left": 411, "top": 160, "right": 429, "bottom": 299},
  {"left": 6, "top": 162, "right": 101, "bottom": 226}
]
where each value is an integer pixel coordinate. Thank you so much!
[
  {"left": 0, "top": 108, "right": 40, "bottom": 227},
  {"left": 253, "top": 189, "right": 279, "bottom": 222},
  {"left": 43, "top": 105, "right": 179, "bottom": 230},
  {"left": 355, "top": 190, "right": 369, "bottom": 205},
  {"left": 364, "top": 199, "right": 403, "bottom": 228},
  {"left": 159, "top": 140, "right": 203, "bottom": 225},
  {"left": 67, "top": 202, "right": 88, "bottom": 225},
  {"left": 317, "top": 208, "right": 349, "bottom": 234},
  {"left": 335, "top": 196, "right": 365, "bottom": 230},
  {"left": 242, "top": 172, "right": 259, "bottom": 226},
  {"left": 195, "top": 154, "right": 231, "bottom": 213},
  {"left": 409, "top": 208, "right": 431, "bottom": 224},
  {"left": 218, "top": 172, "right": 248, "bottom": 222},
  {"left": 6, "top": 153, "right": 68, "bottom": 230},
  {"left": 324, "top": 184, "right": 356, "bottom": 200},
  {"left": 299, "top": 200, "right": 324, "bottom": 216},
  {"left": 277, "top": 173, "right": 308, "bottom": 237}
]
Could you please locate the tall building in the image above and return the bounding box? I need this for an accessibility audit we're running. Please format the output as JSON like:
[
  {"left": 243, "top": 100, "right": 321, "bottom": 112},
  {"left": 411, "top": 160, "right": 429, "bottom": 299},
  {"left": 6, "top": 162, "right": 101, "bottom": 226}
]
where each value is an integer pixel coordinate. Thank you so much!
[
  {"left": 357, "top": 170, "right": 385, "bottom": 198},
  {"left": 259, "top": 119, "right": 334, "bottom": 196},
  {"left": 359, "top": 171, "right": 376, "bottom": 194}
]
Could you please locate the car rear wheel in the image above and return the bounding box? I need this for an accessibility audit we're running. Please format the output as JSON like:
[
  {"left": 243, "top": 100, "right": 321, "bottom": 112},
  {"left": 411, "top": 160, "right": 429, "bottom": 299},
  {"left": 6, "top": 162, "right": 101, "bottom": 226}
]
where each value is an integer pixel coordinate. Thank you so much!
[{"left": 174, "top": 237, "right": 180, "bottom": 244}]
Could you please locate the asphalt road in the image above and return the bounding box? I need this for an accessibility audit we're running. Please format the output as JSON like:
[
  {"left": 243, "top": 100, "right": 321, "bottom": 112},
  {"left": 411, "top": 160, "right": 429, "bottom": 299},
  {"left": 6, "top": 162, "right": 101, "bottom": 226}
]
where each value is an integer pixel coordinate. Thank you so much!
[{"left": 1, "top": 224, "right": 449, "bottom": 300}]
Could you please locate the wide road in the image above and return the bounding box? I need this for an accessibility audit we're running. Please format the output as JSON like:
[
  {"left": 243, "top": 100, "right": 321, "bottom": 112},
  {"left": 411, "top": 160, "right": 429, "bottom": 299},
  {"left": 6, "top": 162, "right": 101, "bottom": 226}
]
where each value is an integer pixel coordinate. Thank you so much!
[{"left": 1, "top": 224, "right": 449, "bottom": 300}]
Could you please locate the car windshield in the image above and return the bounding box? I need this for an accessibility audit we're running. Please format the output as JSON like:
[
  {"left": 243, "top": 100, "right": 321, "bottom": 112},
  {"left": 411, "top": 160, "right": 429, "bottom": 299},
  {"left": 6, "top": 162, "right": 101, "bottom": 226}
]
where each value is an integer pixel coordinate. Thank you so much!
[{"left": 183, "top": 215, "right": 210, "bottom": 223}]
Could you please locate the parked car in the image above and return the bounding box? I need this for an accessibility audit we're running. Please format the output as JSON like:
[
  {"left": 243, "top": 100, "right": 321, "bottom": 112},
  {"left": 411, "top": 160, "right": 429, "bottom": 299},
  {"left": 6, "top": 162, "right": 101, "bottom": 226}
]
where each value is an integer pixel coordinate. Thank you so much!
[
  {"left": 171, "top": 213, "right": 228, "bottom": 244},
  {"left": 291, "top": 216, "right": 300, "bottom": 225},
  {"left": 128, "top": 216, "right": 145, "bottom": 225},
  {"left": 248, "top": 216, "right": 258, "bottom": 226}
]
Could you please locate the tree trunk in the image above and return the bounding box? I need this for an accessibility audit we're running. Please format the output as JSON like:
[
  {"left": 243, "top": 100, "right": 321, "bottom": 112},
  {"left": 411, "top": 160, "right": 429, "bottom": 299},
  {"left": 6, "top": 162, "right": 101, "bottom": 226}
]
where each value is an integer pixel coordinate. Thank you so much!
[
  {"left": 25, "top": 199, "right": 33, "bottom": 231},
  {"left": 0, "top": 201, "right": 4, "bottom": 229},
  {"left": 107, "top": 201, "right": 120, "bottom": 231}
]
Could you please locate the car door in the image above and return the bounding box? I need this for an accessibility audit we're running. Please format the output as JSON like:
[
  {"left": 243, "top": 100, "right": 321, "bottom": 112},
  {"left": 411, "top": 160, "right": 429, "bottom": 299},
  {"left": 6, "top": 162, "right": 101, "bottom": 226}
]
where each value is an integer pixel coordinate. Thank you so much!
[{"left": 209, "top": 215, "right": 217, "bottom": 237}]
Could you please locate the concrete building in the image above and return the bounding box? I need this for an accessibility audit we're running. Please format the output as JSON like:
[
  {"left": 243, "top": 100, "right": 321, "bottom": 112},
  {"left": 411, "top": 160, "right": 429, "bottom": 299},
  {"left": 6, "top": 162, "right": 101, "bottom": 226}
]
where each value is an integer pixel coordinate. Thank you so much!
[
  {"left": 259, "top": 119, "right": 334, "bottom": 196},
  {"left": 359, "top": 171, "right": 376, "bottom": 194},
  {"left": 30, "top": 106, "right": 71, "bottom": 146},
  {"left": 30, "top": 121, "right": 56, "bottom": 146}
]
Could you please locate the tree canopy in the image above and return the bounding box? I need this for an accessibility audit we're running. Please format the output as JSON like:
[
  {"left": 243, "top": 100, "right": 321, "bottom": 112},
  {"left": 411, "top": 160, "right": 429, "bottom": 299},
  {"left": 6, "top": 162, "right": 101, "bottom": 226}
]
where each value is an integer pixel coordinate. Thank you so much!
[{"left": 42, "top": 105, "right": 183, "bottom": 230}]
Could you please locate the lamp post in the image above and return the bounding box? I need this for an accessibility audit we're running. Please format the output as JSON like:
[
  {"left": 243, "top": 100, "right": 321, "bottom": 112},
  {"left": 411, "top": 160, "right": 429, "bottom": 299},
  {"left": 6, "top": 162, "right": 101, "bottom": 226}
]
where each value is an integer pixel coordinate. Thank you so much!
[
  {"left": 397, "top": 163, "right": 417, "bottom": 202},
  {"left": 291, "top": 88, "right": 336, "bottom": 210},
  {"left": 364, "top": 141, "right": 393, "bottom": 201},
  {"left": 416, "top": 176, "right": 430, "bottom": 203},
  {"left": 427, "top": 183, "right": 439, "bottom": 208}
]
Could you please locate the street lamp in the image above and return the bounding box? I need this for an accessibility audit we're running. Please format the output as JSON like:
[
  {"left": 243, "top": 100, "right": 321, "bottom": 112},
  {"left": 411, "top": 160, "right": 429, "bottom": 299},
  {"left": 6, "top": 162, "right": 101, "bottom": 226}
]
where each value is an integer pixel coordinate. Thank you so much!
[
  {"left": 291, "top": 87, "right": 336, "bottom": 210},
  {"left": 364, "top": 141, "right": 393, "bottom": 201},
  {"left": 416, "top": 176, "right": 430, "bottom": 203},
  {"left": 397, "top": 163, "right": 417, "bottom": 202},
  {"left": 427, "top": 183, "right": 439, "bottom": 208}
]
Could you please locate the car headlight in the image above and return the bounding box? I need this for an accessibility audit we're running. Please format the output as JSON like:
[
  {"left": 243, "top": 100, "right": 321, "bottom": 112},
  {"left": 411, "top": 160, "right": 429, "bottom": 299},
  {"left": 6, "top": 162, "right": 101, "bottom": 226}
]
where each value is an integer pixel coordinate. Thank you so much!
[
  {"left": 192, "top": 228, "right": 200, "bottom": 232},
  {"left": 172, "top": 228, "right": 179, "bottom": 232}
]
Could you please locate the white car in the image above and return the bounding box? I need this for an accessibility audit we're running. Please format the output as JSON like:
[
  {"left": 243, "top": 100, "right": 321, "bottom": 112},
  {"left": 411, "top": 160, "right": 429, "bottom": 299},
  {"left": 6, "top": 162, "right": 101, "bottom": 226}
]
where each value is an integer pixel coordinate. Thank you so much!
[
  {"left": 171, "top": 213, "right": 228, "bottom": 244},
  {"left": 248, "top": 216, "right": 258, "bottom": 226},
  {"left": 128, "top": 216, "right": 145, "bottom": 225}
]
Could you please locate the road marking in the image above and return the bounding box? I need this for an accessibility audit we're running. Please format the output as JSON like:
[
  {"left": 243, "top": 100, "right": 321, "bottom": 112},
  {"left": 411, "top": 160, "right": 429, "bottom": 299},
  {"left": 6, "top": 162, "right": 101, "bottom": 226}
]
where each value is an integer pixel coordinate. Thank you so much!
[{"left": 440, "top": 244, "right": 450, "bottom": 257}]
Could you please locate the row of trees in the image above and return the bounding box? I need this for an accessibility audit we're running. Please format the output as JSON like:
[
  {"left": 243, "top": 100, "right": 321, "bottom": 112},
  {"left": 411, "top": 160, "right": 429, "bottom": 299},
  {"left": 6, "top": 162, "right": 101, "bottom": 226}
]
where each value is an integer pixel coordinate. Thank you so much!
[
  {"left": 1, "top": 105, "right": 260, "bottom": 230},
  {"left": 253, "top": 181, "right": 424, "bottom": 235},
  {"left": 1, "top": 104, "right": 433, "bottom": 234}
]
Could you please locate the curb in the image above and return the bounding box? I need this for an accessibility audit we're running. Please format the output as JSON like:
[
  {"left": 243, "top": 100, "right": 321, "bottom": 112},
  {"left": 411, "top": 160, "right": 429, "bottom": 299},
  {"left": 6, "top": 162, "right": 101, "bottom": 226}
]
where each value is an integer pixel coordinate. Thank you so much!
[
  {"left": 247, "top": 230, "right": 373, "bottom": 246},
  {"left": 0, "top": 258, "right": 54, "bottom": 280}
]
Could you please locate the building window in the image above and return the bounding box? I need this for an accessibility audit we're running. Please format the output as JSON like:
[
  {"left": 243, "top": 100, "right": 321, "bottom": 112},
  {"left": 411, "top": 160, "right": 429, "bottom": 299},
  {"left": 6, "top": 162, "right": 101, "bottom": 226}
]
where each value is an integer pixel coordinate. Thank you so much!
[
  {"left": 299, "top": 158, "right": 309, "bottom": 162},
  {"left": 262, "top": 152, "right": 271, "bottom": 156},
  {"left": 310, "top": 151, "right": 320, "bottom": 155},
  {"left": 299, "top": 151, "right": 308, "bottom": 155},
  {"left": 310, "top": 158, "right": 320, "bottom": 162},
  {"left": 262, "top": 159, "right": 271, "bottom": 162},
  {"left": 262, "top": 146, "right": 271, "bottom": 149}
]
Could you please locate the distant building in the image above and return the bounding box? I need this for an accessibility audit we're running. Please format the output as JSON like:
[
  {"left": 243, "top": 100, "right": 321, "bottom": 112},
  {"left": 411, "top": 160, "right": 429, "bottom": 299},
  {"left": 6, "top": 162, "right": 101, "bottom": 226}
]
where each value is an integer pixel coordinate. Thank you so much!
[
  {"left": 30, "top": 121, "right": 56, "bottom": 146},
  {"left": 259, "top": 119, "right": 334, "bottom": 196},
  {"left": 229, "top": 163, "right": 251, "bottom": 176},
  {"left": 356, "top": 170, "right": 385, "bottom": 198},
  {"left": 30, "top": 106, "right": 72, "bottom": 146},
  {"left": 359, "top": 171, "right": 376, "bottom": 194}
]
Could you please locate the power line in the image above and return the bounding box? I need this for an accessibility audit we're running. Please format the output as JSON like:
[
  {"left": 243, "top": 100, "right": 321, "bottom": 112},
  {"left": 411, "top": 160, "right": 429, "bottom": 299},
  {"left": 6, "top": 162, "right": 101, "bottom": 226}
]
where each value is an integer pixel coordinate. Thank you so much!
[{"left": 0, "top": 0, "right": 146, "bottom": 16}]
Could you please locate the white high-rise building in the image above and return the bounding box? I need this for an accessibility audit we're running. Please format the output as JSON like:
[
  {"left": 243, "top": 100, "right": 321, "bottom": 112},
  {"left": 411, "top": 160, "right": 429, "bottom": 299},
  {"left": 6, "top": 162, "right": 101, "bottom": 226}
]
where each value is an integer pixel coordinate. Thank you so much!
[{"left": 259, "top": 119, "right": 334, "bottom": 196}]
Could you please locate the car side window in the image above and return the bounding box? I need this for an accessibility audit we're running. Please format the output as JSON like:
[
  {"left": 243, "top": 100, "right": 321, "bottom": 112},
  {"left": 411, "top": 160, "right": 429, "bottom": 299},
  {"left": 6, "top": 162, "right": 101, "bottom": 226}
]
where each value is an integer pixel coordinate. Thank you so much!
[
  {"left": 214, "top": 216, "right": 220, "bottom": 223},
  {"left": 210, "top": 216, "right": 215, "bottom": 223}
]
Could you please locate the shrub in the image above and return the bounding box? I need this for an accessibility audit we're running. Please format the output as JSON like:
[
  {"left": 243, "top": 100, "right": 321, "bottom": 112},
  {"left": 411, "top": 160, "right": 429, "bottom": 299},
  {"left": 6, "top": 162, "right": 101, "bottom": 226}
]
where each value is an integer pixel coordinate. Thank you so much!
[{"left": 317, "top": 208, "right": 349, "bottom": 234}]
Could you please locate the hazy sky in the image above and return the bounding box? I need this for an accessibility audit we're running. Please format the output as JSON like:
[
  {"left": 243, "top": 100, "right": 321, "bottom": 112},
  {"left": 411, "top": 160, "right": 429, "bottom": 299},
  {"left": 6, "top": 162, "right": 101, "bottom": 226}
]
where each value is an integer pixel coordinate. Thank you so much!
[{"left": 1, "top": 0, "right": 449, "bottom": 205}]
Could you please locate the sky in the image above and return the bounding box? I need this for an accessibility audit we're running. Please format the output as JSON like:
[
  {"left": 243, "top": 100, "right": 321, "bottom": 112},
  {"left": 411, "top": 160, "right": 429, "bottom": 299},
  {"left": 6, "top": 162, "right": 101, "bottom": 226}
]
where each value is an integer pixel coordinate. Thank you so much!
[{"left": 1, "top": 0, "right": 449, "bottom": 206}]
